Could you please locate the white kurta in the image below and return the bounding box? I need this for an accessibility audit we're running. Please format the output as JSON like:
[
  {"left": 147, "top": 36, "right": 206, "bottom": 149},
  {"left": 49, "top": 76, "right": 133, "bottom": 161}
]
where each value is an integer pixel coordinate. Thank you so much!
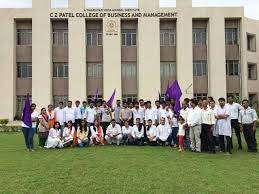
[
  {"left": 216, "top": 105, "right": 232, "bottom": 137},
  {"left": 45, "top": 128, "right": 63, "bottom": 148}
]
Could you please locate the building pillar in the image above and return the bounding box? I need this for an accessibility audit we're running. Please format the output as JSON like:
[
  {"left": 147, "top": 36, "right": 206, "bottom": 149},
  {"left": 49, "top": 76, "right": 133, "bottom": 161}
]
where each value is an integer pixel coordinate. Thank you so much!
[
  {"left": 138, "top": 0, "right": 160, "bottom": 102},
  {"left": 0, "top": 13, "right": 15, "bottom": 120},
  {"left": 68, "top": 0, "right": 86, "bottom": 102},
  {"left": 176, "top": 7, "right": 193, "bottom": 99},
  {"left": 240, "top": 17, "right": 248, "bottom": 99},
  {"left": 208, "top": 12, "right": 227, "bottom": 100},
  {"left": 103, "top": 0, "right": 122, "bottom": 103},
  {"left": 32, "top": 0, "right": 52, "bottom": 109}
]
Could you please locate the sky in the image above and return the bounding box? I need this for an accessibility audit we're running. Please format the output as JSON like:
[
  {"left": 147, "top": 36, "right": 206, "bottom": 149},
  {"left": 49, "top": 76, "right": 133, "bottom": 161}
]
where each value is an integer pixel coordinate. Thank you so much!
[{"left": 0, "top": 0, "right": 258, "bottom": 20}]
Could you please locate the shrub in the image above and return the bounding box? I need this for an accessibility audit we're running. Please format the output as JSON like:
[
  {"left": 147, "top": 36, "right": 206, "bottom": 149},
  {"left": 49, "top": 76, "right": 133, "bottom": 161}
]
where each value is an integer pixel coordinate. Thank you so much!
[{"left": 0, "top": 119, "right": 9, "bottom": 126}]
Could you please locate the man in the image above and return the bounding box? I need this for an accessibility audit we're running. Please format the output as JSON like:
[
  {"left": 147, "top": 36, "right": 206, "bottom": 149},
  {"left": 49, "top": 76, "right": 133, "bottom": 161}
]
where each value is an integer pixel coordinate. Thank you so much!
[
  {"left": 100, "top": 101, "right": 112, "bottom": 138},
  {"left": 227, "top": 95, "right": 243, "bottom": 150},
  {"left": 64, "top": 101, "right": 76, "bottom": 125},
  {"left": 180, "top": 100, "right": 190, "bottom": 149},
  {"left": 201, "top": 99, "right": 216, "bottom": 153},
  {"left": 132, "top": 102, "right": 144, "bottom": 126},
  {"left": 139, "top": 99, "right": 145, "bottom": 110},
  {"left": 215, "top": 98, "right": 232, "bottom": 154},
  {"left": 120, "top": 102, "right": 132, "bottom": 125},
  {"left": 105, "top": 119, "right": 122, "bottom": 145},
  {"left": 54, "top": 101, "right": 65, "bottom": 129},
  {"left": 154, "top": 100, "right": 161, "bottom": 124},
  {"left": 198, "top": 99, "right": 203, "bottom": 109},
  {"left": 158, "top": 101, "right": 169, "bottom": 124},
  {"left": 113, "top": 100, "right": 122, "bottom": 125},
  {"left": 74, "top": 100, "right": 82, "bottom": 128},
  {"left": 121, "top": 120, "right": 134, "bottom": 145},
  {"left": 144, "top": 101, "right": 157, "bottom": 126},
  {"left": 156, "top": 117, "right": 172, "bottom": 146},
  {"left": 187, "top": 99, "right": 202, "bottom": 152},
  {"left": 146, "top": 119, "right": 157, "bottom": 146},
  {"left": 239, "top": 99, "right": 258, "bottom": 152},
  {"left": 85, "top": 101, "right": 97, "bottom": 128},
  {"left": 80, "top": 101, "right": 88, "bottom": 121}
]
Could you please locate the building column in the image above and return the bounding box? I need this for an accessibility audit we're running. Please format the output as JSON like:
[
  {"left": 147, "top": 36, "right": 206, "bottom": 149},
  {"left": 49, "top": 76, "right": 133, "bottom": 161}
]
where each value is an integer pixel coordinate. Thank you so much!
[
  {"left": 138, "top": 0, "right": 160, "bottom": 102},
  {"left": 0, "top": 13, "right": 15, "bottom": 120},
  {"left": 208, "top": 12, "right": 227, "bottom": 100},
  {"left": 68, "top": 0, "right": 86, "bottom": 102},
  {"left": 32, "top": 0, "right": 52, "bottom": 109},
  {"left": 103, "top": 0, "right": 122, "bottom": 103},
  {"left": 240, "top": 17, "right": 248, "bottom": 99},
  {"left": 176, "top": 7, "right": 193, "bottom": 99}
]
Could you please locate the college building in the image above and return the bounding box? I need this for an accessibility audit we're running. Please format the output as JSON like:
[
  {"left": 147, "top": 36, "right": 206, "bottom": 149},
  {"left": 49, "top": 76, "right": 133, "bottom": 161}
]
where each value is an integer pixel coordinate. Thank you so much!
[{"left": 0, "top": 0, "right": 259, "bottom": 120}]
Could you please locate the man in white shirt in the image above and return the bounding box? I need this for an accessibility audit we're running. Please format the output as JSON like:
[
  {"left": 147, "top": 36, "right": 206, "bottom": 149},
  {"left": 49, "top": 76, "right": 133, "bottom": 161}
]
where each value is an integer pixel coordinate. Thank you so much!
[
  {"left": 239, "top": 99, "right": 258, "bottom": 152},
  {"left": 227, "top": 95, "right": 243, "bottom": 150},
  {"left": 156, "top": 117, "right": 172, "bottom": 146},
  {"left": 54, "top": 101, "right": 65, "bottom": 128},
  {"left": 180, "top": 100, "right": 190, "bottom": 149},
  {"left": 145, "top": 119, "right": 157, "bottom": 146},
  {"left": 187, "top": 99, "right": 202, "bottom": 152},
  {"left": 209, "top": 99, "right": 220, "bottom": 149},
  {"left": 85, "top": 101, "right": 97, "bottom": 128},
  {"left": 74, "top": 100, "right": 82, "bottom": 128},
  {"left": 144, "top": 101, "right": 157, "bottom": 126},
  {"left": 132, "top": 102, "right": 144, "bottom": 125},
  {"left": 121, "top": 120, "right": 133, "bottom": 145},
  {"left": 105, "top": 119, "right": 122, "bottom": 145},
  {"left": 215, "top": 98, "right": 232, "bottom": 154},
  {"left": 201, "top": 99, "right": 216, "bottom": 154},
  {"left": 64, "top": 101, "right": 76, "bottom": 125},
  {"left": 100, "top": 101, "right": 112, "bottom": 138}
]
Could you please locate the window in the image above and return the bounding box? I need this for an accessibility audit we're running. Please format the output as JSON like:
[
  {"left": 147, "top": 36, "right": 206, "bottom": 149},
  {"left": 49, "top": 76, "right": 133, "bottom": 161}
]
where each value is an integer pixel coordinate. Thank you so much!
[
  {"left": 160, "top": 62, "right": 176, "bottom": 77},
  {"left": 52, "top": 30, "right": 68, "bottom": 46},
  {"left": 226, "top": 60, "right": 239, "bottom": 76},
  {"left": 193, "top": 28, "right": 206, "bottom": 45},
  {"left": 87, "top": 95, "right": 103, "bottom": 102},
  {"left": 225, "top": 28, "right": 238, "bottom": 45},
  {"left": 247, "top": 33, "right": 256, "bottom": 52},
  {"left": 16, "top": 95, "right": 32, "bottom": 117},
  {"left": 121, "top": 29, "right": 137, "bottom": 46},
  {"left": 53, "top": 95, "right": 68, "bottom": 108},
  {"left": 53, "top": 63, "right": 68, "bottom": 78},
  {"left": 193, "top": 61, "right": 207, "bottom": 76},
  {"left": 248, "top": 63, "right": 257, "bottom": 80},
  {"left": 86, "top": 31, "right": 103, "bottom": 46},
  {"left": 86, "top": 0, "right": 103, "bottom": 8},
  {"left": 87, "top": 63, "right": 103, "bottom": 77},
  {"left": 17, "top": 29, "right": 32, "bottom": 45},
  {"left": 122, "top": 95, "right": 138, "bottom": 103},
  {"left": 160, "top": 29, "right": 176, "bottom": 46},
  {"left": 51, "top": 0, "right": 68, "bottom": 8},
  {"left": 194, "top": 93, "right": 207, "bottom": 100},
  {"left": 122, "top": 64, "right": 137, "bottom": 77},
  {"left": 17, "top": 62, "right": 32, "bottom": 78}
]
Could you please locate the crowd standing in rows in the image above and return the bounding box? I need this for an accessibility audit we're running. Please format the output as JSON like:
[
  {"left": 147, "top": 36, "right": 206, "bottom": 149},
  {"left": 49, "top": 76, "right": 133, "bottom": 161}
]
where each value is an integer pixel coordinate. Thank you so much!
[{"left": 21, "top": 95, "right": 258, "bottom": 154}]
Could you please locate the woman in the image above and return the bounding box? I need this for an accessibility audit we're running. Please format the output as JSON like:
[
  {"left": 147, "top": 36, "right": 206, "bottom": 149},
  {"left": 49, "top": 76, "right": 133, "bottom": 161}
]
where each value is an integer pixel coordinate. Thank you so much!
[
  {"left": 45, "top": 122, "right": 63, "bottom": 149},
  {"left": 38, "top": 108, "right": 50, "bottom": 148},
  {"left": 47, "top": 104, "right": 55, "bottom": 128},
  {"left": 21, "top": 103, "right": 39, "bottom": 152},
  {"left": 77, "top": 120, "right": 90, "bottom": 148},
  {"left": 132, "top": 118, "right": 144, "bottom": 146},
  {"left": 62, "top": 121, "right": 75, "bottom": 147},
  {"left": 90, "top": 119, "right": 104, "bottom": 145}
]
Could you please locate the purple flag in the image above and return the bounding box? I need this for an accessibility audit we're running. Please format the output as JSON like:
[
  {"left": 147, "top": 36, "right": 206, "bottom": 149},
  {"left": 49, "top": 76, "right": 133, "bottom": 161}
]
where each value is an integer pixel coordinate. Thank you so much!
[
  {"left": 171, "top": 80, "right": 182, "bottom": 116},
  {"left": 22, "top": 94, "right": 32, "bottom": 128},
  {"left": 107, "top": 89, "right": 116, "bottom": 108}
]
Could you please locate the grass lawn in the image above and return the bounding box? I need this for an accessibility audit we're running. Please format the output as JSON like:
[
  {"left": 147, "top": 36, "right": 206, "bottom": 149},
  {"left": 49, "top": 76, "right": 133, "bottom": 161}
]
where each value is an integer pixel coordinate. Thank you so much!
[{"left": 0, "top": 132, "right": 258, "bottom": 194}]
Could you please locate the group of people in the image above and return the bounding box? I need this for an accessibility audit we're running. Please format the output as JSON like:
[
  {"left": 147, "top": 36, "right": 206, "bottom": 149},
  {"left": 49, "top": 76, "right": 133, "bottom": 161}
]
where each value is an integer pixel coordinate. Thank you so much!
[{"left": 21, "top": 95, "right": 258, "bottom": 154}]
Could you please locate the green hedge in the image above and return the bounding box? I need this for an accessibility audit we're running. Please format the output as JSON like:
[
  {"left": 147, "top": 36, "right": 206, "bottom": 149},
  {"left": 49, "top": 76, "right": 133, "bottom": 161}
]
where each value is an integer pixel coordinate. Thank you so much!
[
  {"left": 0, "top": 119, "right": 9, "bottom": 126},
  {"left": 0, "top": 126, "right": 21, "bottom": 132}
]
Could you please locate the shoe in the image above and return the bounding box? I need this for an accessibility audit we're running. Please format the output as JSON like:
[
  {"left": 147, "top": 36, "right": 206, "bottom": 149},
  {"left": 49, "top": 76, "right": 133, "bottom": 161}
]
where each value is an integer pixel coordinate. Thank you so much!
[{"left": 238, "top": 147, "right": 243, "bottom": 150}]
